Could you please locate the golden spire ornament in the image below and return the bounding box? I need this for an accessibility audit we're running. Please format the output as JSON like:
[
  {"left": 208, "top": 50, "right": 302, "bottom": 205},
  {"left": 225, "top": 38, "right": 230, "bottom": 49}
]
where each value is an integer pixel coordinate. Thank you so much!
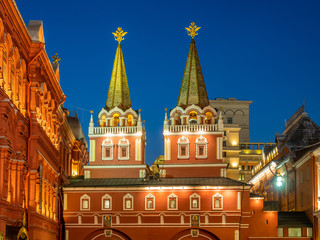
[
  {"left": 185, "top": 22, "right": 201, "bottom": 39},
  {"left": 112, "top": 27, "right": 127, "bottom": 43},
  {"left": 52, "top": 53, "right": 61, "bottom": 65}
]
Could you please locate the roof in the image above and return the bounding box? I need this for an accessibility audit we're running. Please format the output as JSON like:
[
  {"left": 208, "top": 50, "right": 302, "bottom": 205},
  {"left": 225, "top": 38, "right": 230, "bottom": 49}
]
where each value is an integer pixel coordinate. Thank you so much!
[
  {"left": 177, "top": 39, "right": 209, "bottom": 109},
  {"left": 278, "top": 211, "right": 312, "bottom": 227},
  {"left": 64, "top": 177, "right": 250, "bottom": 188},
  {"left": 105, "top": 42, "right": 131, "bottom": 111},
  {"left": 66, "top": 112, "right": 88, "bottom": 146},
  {"left": 263, "top": 201, "right": 280, "bottom": 211},
  {"left": 250, "top": 193, "right": 264, "bottom": 199}
]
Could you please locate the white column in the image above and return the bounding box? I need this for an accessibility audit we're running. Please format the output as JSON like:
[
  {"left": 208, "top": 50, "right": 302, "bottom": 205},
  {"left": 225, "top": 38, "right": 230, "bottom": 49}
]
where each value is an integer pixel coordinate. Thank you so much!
[
  {"left": 237, "top": 192, "right": 241, "bottom": 210},
  {"left": 89, "top": 140, "right": 95, "bottom": 162}
]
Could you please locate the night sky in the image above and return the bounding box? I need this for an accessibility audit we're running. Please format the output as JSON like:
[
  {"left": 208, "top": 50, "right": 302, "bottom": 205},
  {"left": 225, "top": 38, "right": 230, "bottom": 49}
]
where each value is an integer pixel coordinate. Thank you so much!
[{"left": 16, "top": 0, "right": 320, "bottom": 165}]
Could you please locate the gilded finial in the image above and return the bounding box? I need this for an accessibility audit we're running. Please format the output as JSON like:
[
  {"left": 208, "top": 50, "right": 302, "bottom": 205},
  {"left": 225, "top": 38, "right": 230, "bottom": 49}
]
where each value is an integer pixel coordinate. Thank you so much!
[
  {"left": 112, "top": 27, "right": 127, "bottom": 43},
  {"left": 165, "top": 108, "right": 167, "bottom": 111},
  {"left": 52, "top": 53, "right": 61, "bottom": 65},
  {"left": 185, "top": 22, "right": 201, "bottom": 39},
  {"left": 90, "top": 110, "right": 93, "bottom": 114}
]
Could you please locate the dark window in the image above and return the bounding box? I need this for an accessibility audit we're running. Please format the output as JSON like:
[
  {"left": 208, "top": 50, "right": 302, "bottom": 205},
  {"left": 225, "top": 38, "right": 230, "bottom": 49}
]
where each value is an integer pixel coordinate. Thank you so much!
[{"left": 227, "top": 117, "right": 233, "bottom": 124}]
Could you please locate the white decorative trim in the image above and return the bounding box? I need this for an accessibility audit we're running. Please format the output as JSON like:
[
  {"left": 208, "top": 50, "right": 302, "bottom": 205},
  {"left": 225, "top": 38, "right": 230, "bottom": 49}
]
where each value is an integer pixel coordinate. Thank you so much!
[
  {"left": 161, "top": 163, "right": 228, "bottom": 168},
  {"left": 177, "top": 136, "right": 189, "bottom": 159},
  {"left": 84, "top": 164, "right": 146, "bottom": 169},
  {"left": 167, "top": 193, "right": 178, "bottom": 210},
  {"left": 196, "top": 135, "right": 208, "bottom": 159},
  {"left": 190, "top": 193, "right": 200, "bottom": 210},
  {"left": 123, "top": 193, "right": 133, "bottom": 210},
  {"left": 102, "top": 138, "right": 114, "bottom": 160},
  {"left": 145, "top": 193, "right": 155, "bottom": 210},
  {"left": 101, "top": 193, "right": 112, "bottom": 210},
  {"left": 212, "top": 193, "right": 223, "bottom": 210},
  {"left": 80, "top": 194, "right": 90, "bottom": 211},
  {"left": 118, "top": 137, "right": 130, "bottom": 160}
]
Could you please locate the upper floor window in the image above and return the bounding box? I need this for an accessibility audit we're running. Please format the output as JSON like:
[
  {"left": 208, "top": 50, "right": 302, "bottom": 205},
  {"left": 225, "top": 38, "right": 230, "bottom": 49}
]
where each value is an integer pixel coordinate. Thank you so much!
[
  {"left": 205, "top": 112, "right": 213, "bottom": 124},
  {"left": 127, "top": 114, "right": 133, "bottom": 126},
  {"left": 102, "top": 194, "right": 112, "bottom": 210},
  {"left": 227, "top": 117, "right": 233, "bottom": 124},
  {"left": 123, "top": 193, "right": 133, "bottom": 210},
  {"left": 102, "top": 138, "right": 114, "bottom": 160},
  {"left": 212, "top": 193, "right": 223, "bottom": 210},
  {"left": 145, "top": 193, "right": 155, "bottom": 210},
  {"left": 189, "top": 111, "right": 198, "bottom": 124},
  {"left": 190, "top": 193, "right": 200, "bottom": 210},
  {"left": 113, "top": 113, "right": 120, "bottom": 127},
  {"left": 80, "top": 194, "right": 90, "bottom": 211},
  {"left": 118, "top": 138, "right": 130, "bottom": 160},
  {"left": 168, "top": 193, "right": 178, "bottom": 210},
  {"left": 195, "top": 136, "right": 208, "bottom": 159},
  {"left": 178, "top": 136, "right": 189, "bottom": 159}
]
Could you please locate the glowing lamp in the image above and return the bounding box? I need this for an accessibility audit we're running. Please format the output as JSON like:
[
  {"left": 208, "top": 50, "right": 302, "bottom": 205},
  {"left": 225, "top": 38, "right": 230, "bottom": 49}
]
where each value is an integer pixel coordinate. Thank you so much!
[
  {"left": 232, "top": 141, "right": 237, "bottom": 146},
  {"left": 232, "top": 162, "right": 237, "bottom": 168},
  {"left": 276, "top": 176, "right": 283, "bottom": 187}
]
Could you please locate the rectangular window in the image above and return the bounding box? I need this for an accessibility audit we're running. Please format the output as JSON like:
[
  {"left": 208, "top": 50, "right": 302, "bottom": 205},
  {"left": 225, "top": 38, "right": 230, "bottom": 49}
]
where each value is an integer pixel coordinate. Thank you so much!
[
  {"left": 223, "top": 152, "right": 226, "bottom": 157},
  {"left": 198, "top": 146, "right": 204, "bottom": 156},
  {"left": 227, "top": 117, "right": 233, "bottom": 124},
  {"left": 277, "top": 228, "right": 283, "bottom": 237},
  {"left": 82, "top": 199, "right": 89, "bottom": 209},
  {"left": 169, "top": 198, "right": 176, "bottom": 209},
  {"left": 223, "top": 141, "right": 226, "bottom": 147},
  {"left": 125, "top": 199, "right": 132, "bottom": 209},
  {"left": 104, "top": 199, "right": 110, "bottom": 209},
  {"left": 192, "top": 198, "right": 198, "bottom": 208},
  {"left": 180, "top": 146, "right": 186, "bottom": 156},
  {"left": 307, "top": 228, "right": 312, "bottom": 237},
  {"left": 139, "top": 169, "right": 146, "bottom": 178},
  {"left": 214, "top": 197, "right": 221, "bottom": 208},
  {"left": 147, "top": 199, "right": 153, "bottom": 209},
  {"left": 288, "top": 228, "right": 302, "bottom": 237},
  {"left": 121, "top": 147, "right": 127, "bottom": 158},
  {"left": 105, "top": 148, "right": 111, "bottom": 157}
]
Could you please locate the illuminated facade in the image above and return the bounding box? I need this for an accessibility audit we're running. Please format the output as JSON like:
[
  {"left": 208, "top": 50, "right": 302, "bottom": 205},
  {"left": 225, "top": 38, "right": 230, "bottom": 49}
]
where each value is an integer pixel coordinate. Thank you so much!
[
  {"left": 62, "top": 24, "right": 309, "bottom": 240},
  {"left": 0, "top": 1, "right": 88, "bottom": 239}
]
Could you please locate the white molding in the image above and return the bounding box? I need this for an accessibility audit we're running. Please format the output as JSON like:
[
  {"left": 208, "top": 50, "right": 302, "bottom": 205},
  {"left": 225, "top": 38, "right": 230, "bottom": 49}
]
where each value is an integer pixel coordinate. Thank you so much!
[
  {"left": 161, "top": 163, "right": 227, "bottom": 168},
  {"left": 196, "top": 135, "right": 208, "bottom": 159},
  {"left": 84, "top": 164, "right": 146, "bottom": 169},
  {"left": 102, "top": 138, "right": 114, "bottom": 160},
  {"left": 177, "top": 136, "right": 189, "bottom": 159},
  {"left": 118, "top": 137, "right": 130, "bottom": 160}
]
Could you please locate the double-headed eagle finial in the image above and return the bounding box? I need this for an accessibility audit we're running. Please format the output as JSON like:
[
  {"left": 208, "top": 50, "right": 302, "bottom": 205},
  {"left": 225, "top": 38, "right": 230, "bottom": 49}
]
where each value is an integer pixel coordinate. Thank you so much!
[
  {"left": 113, "top": 27, "right": 127, "bottom": 43},
  {"left": 185, "top": 22, "right": 201, "bottom": 39},
  {"left": 52, "top": 53, "right": 61, "bottom": 65}
]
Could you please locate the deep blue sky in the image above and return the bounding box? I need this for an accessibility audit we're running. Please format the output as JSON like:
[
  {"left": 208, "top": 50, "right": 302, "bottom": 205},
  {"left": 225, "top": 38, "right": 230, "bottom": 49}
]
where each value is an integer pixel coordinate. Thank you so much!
[{"left": 17, "top": 0, "right": 320, "bottom": 165}]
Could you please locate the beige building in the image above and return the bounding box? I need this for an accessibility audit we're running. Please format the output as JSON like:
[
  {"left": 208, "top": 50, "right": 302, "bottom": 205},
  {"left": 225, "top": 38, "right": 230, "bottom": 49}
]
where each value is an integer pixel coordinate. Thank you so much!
[{"left": 210, "top": 98, "right": 275, "bottom": 182}]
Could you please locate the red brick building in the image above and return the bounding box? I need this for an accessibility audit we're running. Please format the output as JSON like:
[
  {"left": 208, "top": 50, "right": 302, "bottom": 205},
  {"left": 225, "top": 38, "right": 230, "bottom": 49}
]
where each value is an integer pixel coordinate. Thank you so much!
[{"left": 63, "top": 25, "right": 297, "bottom": 240}]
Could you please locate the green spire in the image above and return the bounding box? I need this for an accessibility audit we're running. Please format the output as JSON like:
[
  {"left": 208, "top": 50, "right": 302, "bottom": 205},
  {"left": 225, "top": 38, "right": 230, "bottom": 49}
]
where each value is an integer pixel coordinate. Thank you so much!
[
  {"left": 177, "top": 39, "right": 209, "bottom": 108},
  {"left": 105, "top": 42, "right": 132, "bottom": 111}
]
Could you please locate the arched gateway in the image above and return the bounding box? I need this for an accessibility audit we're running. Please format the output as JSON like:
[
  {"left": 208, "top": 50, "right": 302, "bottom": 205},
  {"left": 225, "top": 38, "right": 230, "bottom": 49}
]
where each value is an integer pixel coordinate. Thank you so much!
[
  {"left": 83, "top": 228, "right": 131, "bottom": 240},
  {"left": 171, "top": 229, "right": 220, "bottom": 240}
]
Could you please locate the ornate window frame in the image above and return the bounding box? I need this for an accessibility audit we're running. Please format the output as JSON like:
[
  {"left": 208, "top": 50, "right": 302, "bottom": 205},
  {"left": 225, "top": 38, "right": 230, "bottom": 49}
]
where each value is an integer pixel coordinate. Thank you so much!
[
  {"left": 177, "top": 136, "right": 189, "bottom": 159},
  {"left": 212, "top": 193, "right": 223, "bottom": 210},
  {"left": 145, "top": 193, "right": 155, "bottom": 210},
  {"left": 80, "top": 194, "right": 90, "bottom": 211},
  {"left": 196, "top": 135, "right": 208, "bottom": 159},
  {"left": 118, "top": 138, "right": 130, "bottom": 160},
  {"left": 190, "top": 193, "right": 200, "bottom": 210},
  {"left": 102, "top": 138, "right": 114, "bottom": 160},
  {"left": 167, "top": 193, "right": 178, "bottom": 210},
  {"left": 123, "top": 193, "right": 133, "bottom": 210},
  {"left": 102, "top": 193, "right": 112, "bottom": 210}
]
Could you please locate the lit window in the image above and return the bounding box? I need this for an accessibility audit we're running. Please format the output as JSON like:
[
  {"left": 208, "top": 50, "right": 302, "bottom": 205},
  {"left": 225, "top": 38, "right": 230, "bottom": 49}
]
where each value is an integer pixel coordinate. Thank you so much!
[
  {"left": 189, "top": 111, "right": 197, "bottom": 124},
  {"left": 178, "top": 136, "right": 189, "bottom": 159},
  {"left": 80, "top": 194, "right": 90, "bottom": 210},
  {"left": 127, "top": 114, "right": 133, "bottom": 126},
  {"left": 139, "top": 169, "right": 146, "bottom": 178},
  {"left": 213, "top": 193, "right": 223, "bottom": 210},
  {"left": 123, "top": 193, "right": 133, "bottom": 210},
  {"left": 195, "top": 136, "right": 208, "bottom": 159},
  {"left": 168, "top": 193, "right": 178, "bottom": 210},
  {"left": 190, "top": 193, "right": 200, "bottom": 210},
  {"left": 102, "top": 194, "right": 112, "bottom": 210},
  {"left": 160, "top": 169, "right": 166, "bottom": 178},
  {"left": 102, "top": 138, "right": 113, "bottom": 160},
  {"left": 145, "top": 193, "right": 155, "bottom": 210},
  {"left": 205, "top": 112, "right": 213, "bottom": 124},
  {"left": 112, "top": 113, "right": 119, "bottom": 127},
  {"left": 118, "top": 138, "right": 130, "bottom": 160}
]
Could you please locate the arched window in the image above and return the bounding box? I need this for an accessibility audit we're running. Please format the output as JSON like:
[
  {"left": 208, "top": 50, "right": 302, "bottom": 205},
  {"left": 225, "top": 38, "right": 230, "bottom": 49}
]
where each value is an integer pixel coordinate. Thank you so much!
[
  {"left": 102, "top": 138, "right": 113, "bottom": 160},
  {"left": 205, "top": 112, "right": 213, "bottom": 124},
  {"left": 167, "top": 193, "right": 178, "bottom": 210},
  {"left": 196, "top": 136, "right": 208, "bottom": 159},
  {"left": 123, "top": 193, "right": 133, "bottom": 210},
  {"left": 118, "top": 138, "right": 130, "bottom": 160},
  {"left": 80, "top": 194, "right": 90, "bottom": 211},
  {"left": 102, "top": 194, "right": 112, "bottom": 210},
  {"left": 100, "top": 115, "right": 106, "bottom": 127},
  {"left": 112, "top": 113, "right": 120, "bottom": 127},
  {"left": 145, "top": 193, "right": 155, "bottom": 210},
  {"left": 190, "top": 193, "right": 200, "bottom": 210},
  {"left": 189, "top": 111, "right": 197, "bottom": 124},
  {"left": 178, "top": 136, "right": 189, "bottom": 159},
  {"left": 212, "top": 193, "right": 223, "bottom": 210},
  {"left": 127, "top": 114, "right": 133, "bottom": 126}
]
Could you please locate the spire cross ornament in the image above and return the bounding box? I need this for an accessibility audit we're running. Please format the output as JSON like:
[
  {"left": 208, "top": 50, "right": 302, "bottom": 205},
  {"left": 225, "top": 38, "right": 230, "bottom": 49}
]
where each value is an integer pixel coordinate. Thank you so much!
[
  {"left": 185, "top": 22, "right": 201, "bottom": 39},
  {"left": 112, "top": 27, "right": 127, "bottom": 43},
  {"left": 52, "top": 53, "right": 61, "bottom": 65}
]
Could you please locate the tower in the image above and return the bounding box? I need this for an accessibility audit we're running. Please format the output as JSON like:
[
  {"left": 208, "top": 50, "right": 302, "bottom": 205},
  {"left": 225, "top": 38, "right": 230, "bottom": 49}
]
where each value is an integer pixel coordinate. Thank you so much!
[
  {"left": 86, "top": 28, "right": 146, "bottom": 179},
  {"left": 162, "top": 23, "right": 226, "bottom": 178}
]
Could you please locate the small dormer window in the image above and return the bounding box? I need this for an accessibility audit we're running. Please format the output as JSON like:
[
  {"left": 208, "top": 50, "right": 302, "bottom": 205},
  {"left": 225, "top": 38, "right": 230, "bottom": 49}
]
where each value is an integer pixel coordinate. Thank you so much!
[
  {"left": 205, "top": 112, "right": 213, "bottom": 124},
  {"left": 113, "top": 113, "right": 120, "bottom": 127},
  {"left": 189, "top": 111, "right": 197, "bottom": 124},
  {"left": 127, "top": 114, "right": 133, "bottom": 126}
]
